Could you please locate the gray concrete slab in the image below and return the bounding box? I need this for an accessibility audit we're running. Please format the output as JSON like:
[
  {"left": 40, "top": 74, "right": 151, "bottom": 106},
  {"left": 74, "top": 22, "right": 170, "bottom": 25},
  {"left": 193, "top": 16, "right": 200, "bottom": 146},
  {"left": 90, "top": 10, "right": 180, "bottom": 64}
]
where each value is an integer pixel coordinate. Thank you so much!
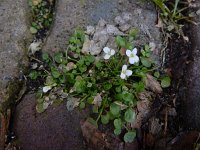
[
  {"left": 0, "top": 0, "right": 30, "bottom": 148},
  {"left": 0, "top": 0, "right": 30, "bottom": 105}
]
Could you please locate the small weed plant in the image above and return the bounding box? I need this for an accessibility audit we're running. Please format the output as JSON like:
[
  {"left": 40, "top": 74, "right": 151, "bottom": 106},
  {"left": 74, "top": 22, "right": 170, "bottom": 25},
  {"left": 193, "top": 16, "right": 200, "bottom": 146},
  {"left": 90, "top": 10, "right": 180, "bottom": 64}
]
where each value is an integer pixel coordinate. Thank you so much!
[
  {"left": 29, "top": 29, "right": 170, "bottom": 142},
  {"left": 28, "top": 0, "right": 54, "bottom": 35},
  {"left": 153, "top": 0, "right": 195, "bottom": 40}
]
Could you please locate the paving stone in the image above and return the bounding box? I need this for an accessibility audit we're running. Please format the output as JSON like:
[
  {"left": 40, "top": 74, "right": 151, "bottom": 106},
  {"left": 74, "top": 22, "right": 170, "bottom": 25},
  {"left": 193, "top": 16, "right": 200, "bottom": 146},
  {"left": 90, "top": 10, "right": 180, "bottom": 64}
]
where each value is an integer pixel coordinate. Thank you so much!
[{"left": 0, "top": 0, "right": 30, "bottom": 105}]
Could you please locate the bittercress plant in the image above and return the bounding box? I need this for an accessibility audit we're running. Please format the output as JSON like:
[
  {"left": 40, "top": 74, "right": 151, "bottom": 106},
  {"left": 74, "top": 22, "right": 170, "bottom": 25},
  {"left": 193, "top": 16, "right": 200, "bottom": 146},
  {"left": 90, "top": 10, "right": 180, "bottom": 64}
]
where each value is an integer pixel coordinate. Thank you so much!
[{"left": 28, "top": 29, "right": 171, "bottom": 143}]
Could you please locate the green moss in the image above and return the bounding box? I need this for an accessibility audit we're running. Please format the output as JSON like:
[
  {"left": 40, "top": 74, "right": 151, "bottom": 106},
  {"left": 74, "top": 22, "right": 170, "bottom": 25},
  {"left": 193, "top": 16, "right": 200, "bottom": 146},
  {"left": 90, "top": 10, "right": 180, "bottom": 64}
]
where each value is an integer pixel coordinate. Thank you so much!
[{"left": 0, "top": 80, "right": 25, "bottom": 114}]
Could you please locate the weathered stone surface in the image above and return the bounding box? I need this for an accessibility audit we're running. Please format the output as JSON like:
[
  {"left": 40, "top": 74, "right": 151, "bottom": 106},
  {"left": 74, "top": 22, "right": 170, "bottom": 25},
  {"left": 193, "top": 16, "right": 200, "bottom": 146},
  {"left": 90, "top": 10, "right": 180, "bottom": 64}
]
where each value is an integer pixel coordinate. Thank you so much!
[
  {"left": 181, "top": 9, "right": 200, "bottom": 130},
  {"left": 13, "top": 93, "right": 87, "bottom": 150},
  {"left": 0, "top": 0, "right": 30, "bottom": 104},
  {"left": 0, "top": 0, "right": 30, "bottom": 148},
  {"left": 44, "top": 0, "right": 161, "bottom": 54}
]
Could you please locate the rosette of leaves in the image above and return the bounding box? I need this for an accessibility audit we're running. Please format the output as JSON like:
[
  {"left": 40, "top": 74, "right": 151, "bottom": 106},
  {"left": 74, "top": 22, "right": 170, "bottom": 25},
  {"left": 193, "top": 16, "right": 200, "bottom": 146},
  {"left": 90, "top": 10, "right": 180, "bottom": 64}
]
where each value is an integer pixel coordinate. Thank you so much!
[{"left": 29, "top": 29, "right": 171, "bottom": 143}]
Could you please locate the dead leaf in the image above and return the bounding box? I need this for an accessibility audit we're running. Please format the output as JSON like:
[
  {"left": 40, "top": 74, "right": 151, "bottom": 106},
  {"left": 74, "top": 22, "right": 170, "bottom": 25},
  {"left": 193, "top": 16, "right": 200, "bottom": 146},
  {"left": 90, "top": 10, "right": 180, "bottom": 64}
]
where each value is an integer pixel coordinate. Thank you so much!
[
  {"left": 155, "top": 15, "right": 163, "bottom": 28},
  {"left": 66, "top": 97, "right": 80, "bottom": 111},
  {"left": 120, "top": 48, "right": 126, "bottom": 56},
  {"left": 66, "top": 62, "right": 75, "bottom": 71},
  {"left": 137, "top": 100, "right": 151, "bottom": 113},
  {"left": 81, "top": 120, "right": 124, "bottom": 150},
  {"left": 138, "top": 91, "right": 154, "bottom": 101},
  {"left": 28, "top": 41, "right": 41, "bottom": 55},
  {"left": 144, "top": 74, "right": 163, "bottom": 94},
  {"left": 81, "top": 35, "right": 91, "bottom": 54},
  {"left": 149, "top": 117, "right": 162, "bottom": 135},
  {"left": 115, "top": 101, "right": 128, "bottom": 110},
  {"left": 93, "top": 93, "right": 102, "bottom": 107}
]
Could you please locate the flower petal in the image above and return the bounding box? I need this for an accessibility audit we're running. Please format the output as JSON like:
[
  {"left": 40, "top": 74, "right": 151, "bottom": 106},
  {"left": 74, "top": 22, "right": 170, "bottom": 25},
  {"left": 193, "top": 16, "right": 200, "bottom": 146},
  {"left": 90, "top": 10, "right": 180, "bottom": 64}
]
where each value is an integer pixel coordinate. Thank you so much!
[
  {"left": 103, "top": 47, "right": 110, "bottom": 53},
  {"left": 43, "top": 86, "right": 51, "bottom": 93},
  {"left": 132, "top": 48, "right": 137, "bottom": 55},
  {"left": 133, "top": 55, "right": 139, "bottom": 63},
  {"left": 122, "top": 65, "right": 127, "bottom": 71},
  {"left": 120, "top": 72, "right": 126, "bottom": 79},
  {"left": 126, "top": 70, "right": 132, "bottom": 77},
  {"left": 129, "top": 57, "right": 136, "bottom": 64},
  {"left": 110, "top": 49, "right": 115, "bottom": 56},
  {"left": 104, "top": 54, "right": 110, "bottom": 60},
  {"left": 126, "top": 49, "right": 132, "bottom": 57}
]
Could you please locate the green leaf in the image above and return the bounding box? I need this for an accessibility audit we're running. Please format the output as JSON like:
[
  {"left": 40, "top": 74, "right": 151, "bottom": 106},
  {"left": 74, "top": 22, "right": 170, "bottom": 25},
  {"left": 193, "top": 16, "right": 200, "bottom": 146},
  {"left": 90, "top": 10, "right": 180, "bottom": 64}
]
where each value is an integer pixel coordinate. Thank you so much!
[
  {"left": 114, "top": 128, "right": 121, "bottom": 135},
  {"left": 154, "top": 71, "right": 160, "bottom": 78},
  {"left": 30, "top": 26, "right": 38, "bottom": 34},
  {"left": 54, "top": 52, "right": 64, "bottom": 63},
  {"left": 59, "top": 75, "right": 65, "bottom": 83},
  {"left": 87, "top": 117, "right": 98, "bottom": 127},
  {"left": 124, "top": 131, "right": 136, "bottom": 143},
  {"left": 36, "top": 103, "right": 45, "bottom": 113},
  {"left": 51, "top": 68, "right": 61, "bottom": 78},
  {"left": 124, "top": 108, "right": 136, "bottom": 123},
  {"left": 74, "top": 79, "right": 86, "bottom": 93},
  {"left": 114, "top": 118, "right": 122, "bottom": 129},
  {"left": 123, "top": 92, "right": 134, "bottom": 103},
  {"left": 29, "top": 70, "right": 39, "bottom": 80},
  {"left": 103, "top": 83, "right": 112, "bottom": 90},
  {"left": 42, "top": 52, "right": 49, "bottom": 62},
  {"left": 87, "top": 97, "right": 94, "bottom": 104},
  {"left": 161, "top": 76, "right": 171, "bottom": 88},
  {"left": 79, "top": 102, "right": 85, "bottom": 109},
  {"left": 101, "top": 114, "right": 110, "bottom": 125},
  {"left": 96, "top": 62, "right": 103, "bottom": 69},
  {"left": 45, "top": 76, "right": 55, "bottom": 85},
  {"left": 79, "top": 65, "right": 87, "bottom": 73},
  {"left": 86, "top": 55, "right": 95, "bottom": 63},
  {"left": 110, "top": 103, "right": 121, "bottom": 116},
  {"left": 134, "top": 81, "right": 145, "bottom": 93},
  {"left": 115, "top": 93, "right": 124, "bottom": 101},
  {"left": 92, "top": 105, "right": 98, "bottom": 113},
  {"left": 115, "top": 86, "right": 121, "bottom": 93},
  {"left": 115, "top": 36, "right": 126, "bottom": 48},
  {"left": 141, "top": 57, "right": 152, "bottom": 68},
  {"left": 129, "top": 28, "right": 139, "bottom": 40}
]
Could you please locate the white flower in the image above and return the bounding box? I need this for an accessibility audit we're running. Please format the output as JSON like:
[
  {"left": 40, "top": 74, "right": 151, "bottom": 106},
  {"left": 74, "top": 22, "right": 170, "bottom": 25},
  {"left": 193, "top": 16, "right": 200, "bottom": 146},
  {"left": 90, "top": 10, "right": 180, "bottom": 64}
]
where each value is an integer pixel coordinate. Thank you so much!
[
  {"left": 103, "top": 47, "right": 115, "bottom": 60},
  {"left": 42, "top": 86, "right": 52, "bottom": 93},
  {"left": 126, "top": 48, "right": 139, "bottom": 64},
  {"left": 120, "top": 65, "right": 132, "bottom": 79}
]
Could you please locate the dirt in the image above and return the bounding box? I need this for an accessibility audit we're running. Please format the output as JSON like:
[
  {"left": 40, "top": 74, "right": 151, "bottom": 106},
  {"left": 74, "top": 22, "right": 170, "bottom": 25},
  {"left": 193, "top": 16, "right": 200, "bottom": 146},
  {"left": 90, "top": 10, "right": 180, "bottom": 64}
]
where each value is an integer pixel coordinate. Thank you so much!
[{"left": 179, "top": 7, "right": 200, "bottom": 130}]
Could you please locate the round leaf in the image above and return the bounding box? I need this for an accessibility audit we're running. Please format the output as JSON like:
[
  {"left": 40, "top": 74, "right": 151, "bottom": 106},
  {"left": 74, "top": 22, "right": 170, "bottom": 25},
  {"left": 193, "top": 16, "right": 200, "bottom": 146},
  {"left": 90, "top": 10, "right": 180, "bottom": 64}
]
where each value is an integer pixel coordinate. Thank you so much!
[
  {"left": 114, "top": 128, "right": 121, "bottom": 135},
  {"left": 114, "top": 118, "right": 122, "bottom": 129},
  {"left": 101, "top": 114, "right": 110, "bottom": 125},
  {"left": 30, "top": 26, "right": 38, "bottom": 34},
  {"left": 141, "top": 57, "right": 151, "bottom": 68},
  {"left": 124, "top": 131, "right": 136, "bottom": 143},
  {"left": 79, "top": 102, "right": 85, "bottom": 109},
  {"left": 54, "top": 52, "right": 64, "bottom": 63},
  {"left": 124, "top": 108, "right": 135, "bottom": 123},
  {"left": 110, "top": 103, "right": 121, "bottom": 116},
  {"left": 161, "top": 76, "right": 171, "bottom": 88}
]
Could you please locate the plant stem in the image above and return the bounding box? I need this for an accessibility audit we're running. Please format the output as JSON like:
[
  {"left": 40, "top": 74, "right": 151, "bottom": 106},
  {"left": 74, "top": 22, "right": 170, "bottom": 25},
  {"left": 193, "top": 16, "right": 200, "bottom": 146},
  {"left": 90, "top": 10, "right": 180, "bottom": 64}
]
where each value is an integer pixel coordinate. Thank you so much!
[
  {"left": 96, "top": 100, "right": 105, "bottom": 123},
  {"left": 80, "top": 94, "right": 89, "bottom": 102}
]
